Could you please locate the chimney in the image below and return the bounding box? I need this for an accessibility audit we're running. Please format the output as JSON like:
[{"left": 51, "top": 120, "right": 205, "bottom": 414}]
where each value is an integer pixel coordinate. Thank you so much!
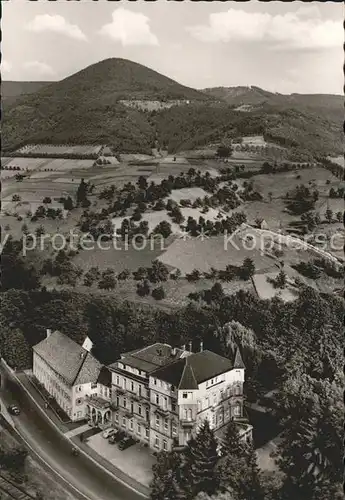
[
  {"left": 200, "top": 341, "right": 203, "bottom": 352},
  {"left": 182, "top": 344, "right": 186, "bottom": 352},
  {"left": 171, "top": 347, "right": 177, "bottom": 356},
  {"left": 82, "top": 336, "right": 93, "bottom": 353},
  {"left": 46, "top": 329, "right": 52, "bottom": 339},
  {"left": 189, "top": 341, "right": 192, "bottom": 353}
]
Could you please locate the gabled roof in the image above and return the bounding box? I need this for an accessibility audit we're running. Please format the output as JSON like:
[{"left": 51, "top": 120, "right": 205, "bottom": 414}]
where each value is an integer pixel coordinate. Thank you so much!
[
  {"left": 109, "top": 343, "right": 186, "bottom": 374},
  {"left": 152, "top": 350, "right": 236, "bottom": 390},
  {"left": 33, "top": 330, "right": 102, "bottom": 386}
]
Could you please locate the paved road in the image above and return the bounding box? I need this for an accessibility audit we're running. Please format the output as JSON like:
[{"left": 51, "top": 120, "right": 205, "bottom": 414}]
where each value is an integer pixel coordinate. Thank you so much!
[{"left": 0, "top": 367, "right": 145, "bottom": 500}]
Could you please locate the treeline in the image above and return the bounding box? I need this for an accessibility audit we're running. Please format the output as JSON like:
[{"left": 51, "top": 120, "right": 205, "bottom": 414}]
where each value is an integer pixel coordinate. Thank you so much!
[{"left": 0, "top": 284, "right": 342, "bottom": 389}]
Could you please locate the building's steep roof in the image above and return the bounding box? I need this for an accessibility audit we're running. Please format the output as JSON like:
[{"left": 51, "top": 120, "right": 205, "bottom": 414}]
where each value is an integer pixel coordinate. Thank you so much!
[
  {"left": 109, "top": 343, "right": 186, "bottom": 374},
  {"left": 179, "top": 361, "right": 198, "bottom": 390},
  {"left": 97, "top": 366, "right": 112, "bottom": 387},
  {"left": 152, "top": 350, "right": 235, "bottom": 389},
  {"left": 33, "top": 330, "right": 102, "bottom": 386},
  {"left": 233, "top": 348, "right": 245, "bottom": 369}
]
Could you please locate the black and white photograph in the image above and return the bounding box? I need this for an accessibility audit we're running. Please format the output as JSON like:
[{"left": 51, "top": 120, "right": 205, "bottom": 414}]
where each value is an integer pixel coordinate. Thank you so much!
[{"left": 0, "top": 1, "right": 343, "bottom": 500}]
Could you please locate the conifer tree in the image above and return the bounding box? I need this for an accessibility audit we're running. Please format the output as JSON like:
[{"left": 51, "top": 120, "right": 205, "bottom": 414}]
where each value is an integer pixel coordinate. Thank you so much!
[
  {"left": 185, "top": 420, "right": 219, "bottom": 497},
  {"left": 150, "top": 451, "right": 187, "bottom": 500},
  {"left": 220, "top": 418, "right": 246, "bottom": 458}
]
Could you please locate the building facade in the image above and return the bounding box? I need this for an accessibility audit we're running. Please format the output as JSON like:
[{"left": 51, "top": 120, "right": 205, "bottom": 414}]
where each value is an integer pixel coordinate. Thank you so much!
[
  {"left": 109, "top": 342, "right": 252, "bottom": 452},
  {"left": 33, "top": 330, "right": 112, "bottom": 423}
]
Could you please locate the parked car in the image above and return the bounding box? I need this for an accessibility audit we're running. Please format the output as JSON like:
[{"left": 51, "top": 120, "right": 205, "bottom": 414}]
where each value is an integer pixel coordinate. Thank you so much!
[
  {"left": 118, "top": 436, "right": 136, "bottom": 450},
  {"left": 8, "top": 404, "right": 20, "bottom": 416},
  {"left": 102, "top": 428, "right": 116, "bottom": 439},
  {"left": 109, "top": 430, "right": 125, "bottom": 444}
]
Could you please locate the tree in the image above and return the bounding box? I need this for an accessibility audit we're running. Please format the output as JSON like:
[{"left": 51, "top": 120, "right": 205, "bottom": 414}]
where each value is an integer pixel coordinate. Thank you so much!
[
  {"left": 137, "top": 280, "right": 151, "bottom": 297},
  {"left": 43, "top": 196, "right": 52, "bottom": 204},
  {"left": 153, "top": 220, "right": 172, "bottom": 239},
  {"left": 152, "top": 286, "right": 165, "bottom": 301},
  {"left": 220, "top": 418, "right": 246, "bottom": 458},
  {"left": 209, "top": 282, "right": 224, "bottom": 302},
  {"left": 83, "top": 267, "right": 101, "bottom": 287},
  {"left": 35, "top": 225, "right": 45, "bottom": 237},
  {"left": 0, "top": 328, "right": 31, "bottom": 370},
  {"left": 324, "top": 208, "right": 333, "bottom": 224},
  {"left": 12, "top": 194, "right": 21, "bottom": 202},
  {"left": 148, "top": 260, "right": 169, "bottom": 283},
  {"left": 118, "top": 269, "right": 130, "bottom": 280},
  {"left": 239, "top": 258, "right": 255, "bottom": 280},
  {"left": 255, "top": 217, "right": 264, "bottom": 228},
  {"left": 63, "top": 196, "right": 74, "bottom": 211},
  {"left": 274, "top": 374, "right": 342, "bottom": 500},
  {"left": 137, "top": 176, "right": 148, "bottom": 191},
  {"left": 185, "top": 420, "right": 219, "bottom": 497},
  {"left": 186, "top": 269, "right": 201, "bottom": 282},
  {"left": 76, "top": 178, "right": 89, "bottom": 205},
  {"left": 274, "top": 269, "right": 287, "bottom": 289},
  {"left": 216, "top": 145, "right": 233, "bottom": 159},
  {"left": 219, "top": 439, "right": 263, "bottom": 500},
  {"left": 1, "top": 238, "right": 41, "bottom": 291},
  {"left": 150, "top": 451, "right": 186, "bottom": 500},
  {"left": 98, "top": 268, "right": 117, "bottom": 290},
  {"left": 21, "top": 223, "right": 29, "bottom": 235},
  {"left": 335, "top": 211, "right": 342, "bottom": 223}
]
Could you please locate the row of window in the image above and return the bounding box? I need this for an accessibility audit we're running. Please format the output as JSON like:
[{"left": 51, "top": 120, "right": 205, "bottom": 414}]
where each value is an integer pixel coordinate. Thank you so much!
[
  {"left": 117, "top": 363, "right": 146, "bottom": 378},
  {"left": 115, "top": 413, "right": 150, "bottom": 438},
  {"left": 154, "top": 414, "right": 177, "bottom": 435},
  {"left": 154, "top": 436, "right": 169, "bottom": 451},
  {"left": 210, "top": 404, "right": 241, "bottom": 427},
  {"left": 151, "top": 378, "right": 175, "bottom": 392},
  {"left": 198, "top": 387, "right": 241, "bottom": 411},
  {"left": 36, "top": 366, "right": 71, "bottom": 402},
  {"left": 151, "top": 392, "right": 177, "bottom": 412},
  {"left": 115, "top": 376, "right": 147, "bottom": 398},
  {"left": 117, "top": 396, "right": 149, "bottom": 418},
  {"left": 206, "top": 375, "right": 224, "bottom": 387}
]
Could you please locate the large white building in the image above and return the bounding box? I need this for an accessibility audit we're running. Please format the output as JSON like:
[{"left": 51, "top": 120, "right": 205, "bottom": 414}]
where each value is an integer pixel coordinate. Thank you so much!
[
  {"left": 33, "top": 332, "right": 252, "bottom": 449},
  {"left": 109, "top": 342, "right": 252, "bottom": 452},
  {"left": 33, "top": 330, "right": 112, "bottom": 423}
]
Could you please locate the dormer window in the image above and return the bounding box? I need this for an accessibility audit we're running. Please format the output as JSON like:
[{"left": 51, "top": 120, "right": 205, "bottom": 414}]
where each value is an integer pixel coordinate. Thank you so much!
[{"left": 183, "top": 392, "right": 188, "bottom": 399}]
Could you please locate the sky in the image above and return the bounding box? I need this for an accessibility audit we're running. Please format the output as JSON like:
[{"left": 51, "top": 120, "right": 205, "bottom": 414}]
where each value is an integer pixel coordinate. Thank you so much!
[{"left": 2, "top": 1, "right": 343, "bottom": 94}]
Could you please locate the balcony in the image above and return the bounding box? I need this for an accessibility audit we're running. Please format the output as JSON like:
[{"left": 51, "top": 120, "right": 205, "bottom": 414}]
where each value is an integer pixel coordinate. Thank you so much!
[
  {"left": 129, "top": 392, "right": 141, "bottom": 402},
  {"left": 155, "top": 407, "right": 170, "bottom": 417},
  {"left": 180, "top": 419, "right": 195, "bottom": 428}
]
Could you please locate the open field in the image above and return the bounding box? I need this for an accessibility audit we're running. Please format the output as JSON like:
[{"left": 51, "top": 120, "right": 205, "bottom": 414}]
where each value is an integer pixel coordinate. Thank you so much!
[
  {"left": 158, "top": 234, "right": 276, "bottom": 275},
  {"left": 168, "top": 187, "right": 209, "bottom": 203},
  {"left": 252, "top": 166, "right": 340, "bottom": 199},
  {"left": 2, "top": 157, "right": 52, "bottom": 170},
  {"left": 16, "top": 143, "right": 103, "bottom": 156},
  {"left": 72, "top": 237, "right": 170, "bottom": 272},
  {"left": 2, "top": 157, "right": 95, "bottom": 172},
  {"left": 252, "top": 265, "right": 304, "bottom": 302}
]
